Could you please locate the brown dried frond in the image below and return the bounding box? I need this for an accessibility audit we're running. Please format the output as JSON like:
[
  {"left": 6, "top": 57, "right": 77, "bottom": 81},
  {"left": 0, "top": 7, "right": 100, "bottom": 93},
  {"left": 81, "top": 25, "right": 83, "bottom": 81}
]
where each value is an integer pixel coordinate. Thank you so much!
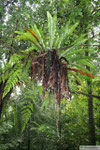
[{"left": 30, "top": 49, "right": 70, "bottom": 102}]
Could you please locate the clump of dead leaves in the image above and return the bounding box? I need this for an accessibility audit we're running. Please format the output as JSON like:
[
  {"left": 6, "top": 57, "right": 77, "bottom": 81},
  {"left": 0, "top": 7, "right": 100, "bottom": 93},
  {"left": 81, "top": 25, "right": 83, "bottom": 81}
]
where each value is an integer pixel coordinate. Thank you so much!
[{"left": 30, "top": 49, "right": 70, "bottom": 102}]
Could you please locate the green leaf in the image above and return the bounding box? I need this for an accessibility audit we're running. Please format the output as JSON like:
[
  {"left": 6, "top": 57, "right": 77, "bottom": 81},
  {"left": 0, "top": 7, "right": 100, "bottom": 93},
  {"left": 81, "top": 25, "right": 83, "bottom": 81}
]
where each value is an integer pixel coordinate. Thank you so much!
[
  {"left": 58, "top": 22, "right": 79, "bottom": 48},
  {"left": 68, "top": 71, "right": 82, "bottom": 85},
  {"left": 65, "top": 48, "right": 94, "bottom": 57},
  {"left": 47, "top": 12, "right": 57, "bottom": 49},
  {"left": 33, "top": 24, "right": 45, "bottom": 48},
  {"left": 61, "top": 35, "right": 87, "bottom": 57},
  {"left": 15, "top": 31, "right": 41, "bottom": 49},
  {"left": 3, "top": 64, "right": 22, "bottom": 98}
]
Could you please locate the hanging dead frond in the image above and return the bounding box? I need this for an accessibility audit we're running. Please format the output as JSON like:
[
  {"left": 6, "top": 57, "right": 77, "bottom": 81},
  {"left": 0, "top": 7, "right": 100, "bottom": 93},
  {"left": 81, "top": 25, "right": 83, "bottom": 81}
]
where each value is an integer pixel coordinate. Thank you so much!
[{"left": 30, "top": 49, "right": 70, "bottom": 102}]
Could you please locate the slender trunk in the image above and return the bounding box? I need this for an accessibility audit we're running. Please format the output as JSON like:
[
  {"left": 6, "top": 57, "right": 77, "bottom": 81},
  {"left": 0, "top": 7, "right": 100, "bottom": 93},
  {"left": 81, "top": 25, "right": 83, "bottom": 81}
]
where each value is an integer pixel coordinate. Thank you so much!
[
  {"left": 27, "top": 125, "right": 30, "bottom": 150},
  {"left": 56, "top": 100, "right": 61, "bottom": 138},
  {"left": 55, "top": 100, "right": 62, "bottom": 150},
  {"left": 0, "top": 100, "right": 3, "bottom": 118},
  {"left": 87, "top": 82, "right": 96, "bottom": 145},
  {"left": 0, "top": 81, "right": 12, "bottom": 118},
  {"left": 86, "top": 52, "right": 96, "bottom": 145},
  {"left": 0, "top": 82, "right": 5, "bottom": 118}
]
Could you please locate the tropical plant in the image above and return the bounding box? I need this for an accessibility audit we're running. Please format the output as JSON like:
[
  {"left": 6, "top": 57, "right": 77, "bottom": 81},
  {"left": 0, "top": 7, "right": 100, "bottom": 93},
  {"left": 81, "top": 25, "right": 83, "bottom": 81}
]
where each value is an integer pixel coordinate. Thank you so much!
[{"left": 13, "top": 12, "right": 94, "bottom": 104}]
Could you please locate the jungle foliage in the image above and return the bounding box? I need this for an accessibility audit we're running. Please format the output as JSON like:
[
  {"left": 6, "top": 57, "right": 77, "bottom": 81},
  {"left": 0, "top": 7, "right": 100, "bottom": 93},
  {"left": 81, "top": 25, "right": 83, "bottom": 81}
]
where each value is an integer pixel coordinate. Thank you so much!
[{"left": 0, "top": 0, "right": 100, "bottom": 150}]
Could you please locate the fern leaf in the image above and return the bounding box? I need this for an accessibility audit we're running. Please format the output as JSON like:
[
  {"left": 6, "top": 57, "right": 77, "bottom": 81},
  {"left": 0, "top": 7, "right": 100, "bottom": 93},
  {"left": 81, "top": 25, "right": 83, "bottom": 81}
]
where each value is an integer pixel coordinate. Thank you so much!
[
  {"left": 15, "top": 31, "right": 41, "bottom": 49},
  {"left": 61, "top": 35, "right": 87, "bottom": 57},
  {"left": 3, "top": 65, "right": 22, "bottom": 98},
  {"left": 47, "top": 11, "right": 57, "bottom": 49},
  {"left": 33, "top": 24, "right": 45, "bottom": 48},
  {"left": 58, "top": 22, "right": 79, "bottom": 48},
  {"left": 68, "top": 71, "right": 82, "bottom": 85}
]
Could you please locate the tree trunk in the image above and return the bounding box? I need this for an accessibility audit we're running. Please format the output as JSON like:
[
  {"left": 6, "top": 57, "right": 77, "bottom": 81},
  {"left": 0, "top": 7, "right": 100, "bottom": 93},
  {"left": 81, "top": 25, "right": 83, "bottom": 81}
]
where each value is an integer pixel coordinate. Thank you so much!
[
  {"left": 27, "top": 125, "right": 30, "bottom": 150},
  {"left": 56, "top": 100, "right": 61, "bottom": 138},
  {"left": 86, "top": 52, "right": 96, "bottom": 145},
  {"left": 55, "top": 100, "right": 62, "bottom": 150},
  {"left": 0, "top": 100, "right": 3, "bottom": 118},
  {"left": 0, "top": 82, "right": 5, "bottom": 118},
  {"left": 0, "top": 82, "right": 12, "bottom": 118},
  {"left": 87, "top": 82, "right": 96, "bottom": 145}
]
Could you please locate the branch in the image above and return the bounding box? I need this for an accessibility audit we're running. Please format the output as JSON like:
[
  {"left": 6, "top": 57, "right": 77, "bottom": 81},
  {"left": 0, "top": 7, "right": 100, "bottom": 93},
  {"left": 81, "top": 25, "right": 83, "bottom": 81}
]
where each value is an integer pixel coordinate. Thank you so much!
[{"left": 71, "top": 91, "right": 100, "bottom": 100}]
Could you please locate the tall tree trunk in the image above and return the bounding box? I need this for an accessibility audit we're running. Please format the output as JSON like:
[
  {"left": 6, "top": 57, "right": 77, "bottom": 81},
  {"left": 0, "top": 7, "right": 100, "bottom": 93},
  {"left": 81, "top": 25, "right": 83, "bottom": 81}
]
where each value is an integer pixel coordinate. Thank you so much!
[
  {"left": 0, "top": 82, "right": 12, "bottom": 118},
  {"left": 0, "top": 82, "right": 5, "bottom": 118},
  {"left": 56, "top": 100, "right": 61, "bottom": 138},
  {"left": 0, "top": 99, "right": 3, "bottom": 118},
  {"left": 86, "top": 52, "right": 96, "bottom": 145},
  {"left": 87, "top": 82, "right": 96, "bottom": 145},
  {"left": 27, "top": 125, "right": 30, "bottom": 150},
  {"left": 56, "top": 100, "right": 62, "bottom": 150}
]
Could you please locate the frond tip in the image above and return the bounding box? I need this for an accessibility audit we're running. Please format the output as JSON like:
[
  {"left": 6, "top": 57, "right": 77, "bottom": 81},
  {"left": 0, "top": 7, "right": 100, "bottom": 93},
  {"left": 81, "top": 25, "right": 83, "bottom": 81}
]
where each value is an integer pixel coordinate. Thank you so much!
[{"left": 67, "top": 67, "right": 94, "bottom": 78}]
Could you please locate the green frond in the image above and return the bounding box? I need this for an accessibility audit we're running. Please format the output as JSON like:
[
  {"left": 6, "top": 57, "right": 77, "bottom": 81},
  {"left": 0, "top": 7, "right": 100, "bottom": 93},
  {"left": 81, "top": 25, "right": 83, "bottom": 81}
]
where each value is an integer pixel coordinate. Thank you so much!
[
  {"left": 17, "top": 45, "right": 40, "bottom": 55},
  {"left": 0, "top": 53, "right": 26, "bottom": 84},
  {"left": 0, "top": 72, "right": 9, "bottom": 83},
  {"left": 10, "top": 53, "right": 25, "bottom": 64},
  {"left": 65, "top": 48, "right": 94, "bottom": 57},
  {"left": 53, "top": 34, "right": 60, "bottom": 48},
  {"left": 60, "top": 34, "right": 87, "bottom": 57},
  {"left": 3, "top": 64, "right": 22, "bottom": 98},
  {"left": 68, "top": 63, "right": 93, "bottom": 73},
  {"left": 15, "top": 31, "right": 41, "bottom": 49},
  {"left": 68, "top": 71, "right": 82, "bottom": 85},
  {"left": 57, "top": 22, "right": 79, "bottom": 48},
  {"left": 0, "top": 63, "right": 12, "bottom": 84},
  {"left": 41, "top": 98, "right": 50, "bottom": 111},
  {"left": 69, "top": 56, "right": 93, "bottom": 62},
  {"left": 12, "top": 105, "right": 22, "bottom": 134},
  {"left": 33, "top": 24, "right": 45, "bottom": 48},
  {"left": 20, "top": 91, "right": 35, "bottom": 133},
  {"left": 75, "top": 59, "right": 94, "bottom": 69},
  {"left": 47, "top": 11, "right": 57, "bottom": 49}
]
